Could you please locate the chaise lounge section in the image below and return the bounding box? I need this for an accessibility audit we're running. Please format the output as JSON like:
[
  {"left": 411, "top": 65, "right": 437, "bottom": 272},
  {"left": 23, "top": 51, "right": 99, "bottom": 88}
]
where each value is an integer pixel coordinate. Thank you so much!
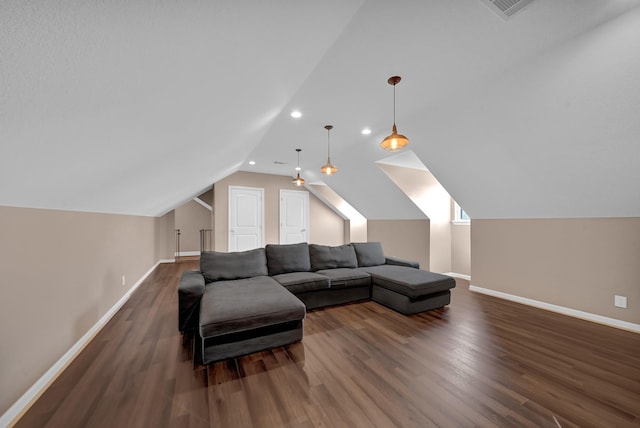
[
  {"left": 178, "top": 242, "right": 455, "bottom": 364},
  {"left": 352, "top": 242, "right": 456, "bottom": 315},
  {"left": 178, "top": 248, "right": 306, "bottom": 364},
  {"left": 199, "top": 276, "right": 305, "bottom": 364}
]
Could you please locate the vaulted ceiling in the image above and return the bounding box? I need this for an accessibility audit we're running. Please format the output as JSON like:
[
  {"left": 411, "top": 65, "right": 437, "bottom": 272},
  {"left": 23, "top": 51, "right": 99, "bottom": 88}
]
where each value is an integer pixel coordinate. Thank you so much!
[{"left": 2, "top": 0, "right": 639, "bottom": 219}]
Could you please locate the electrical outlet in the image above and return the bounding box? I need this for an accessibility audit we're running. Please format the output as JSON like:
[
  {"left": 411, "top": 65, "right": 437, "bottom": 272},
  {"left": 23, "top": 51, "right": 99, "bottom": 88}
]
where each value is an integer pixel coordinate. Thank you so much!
[
  {"left": 122, "top": 275, "right": 126, "bottom": 286},
  {"left": 614, "top": 295, "right": 627, "bottom": 309}
]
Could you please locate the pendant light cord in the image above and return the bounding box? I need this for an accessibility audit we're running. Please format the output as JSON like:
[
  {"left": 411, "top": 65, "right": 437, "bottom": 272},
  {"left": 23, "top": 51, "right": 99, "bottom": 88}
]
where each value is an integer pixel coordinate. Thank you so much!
[
  {"left": 393, "top": 82, "right": 397, "bottom": 127},
  {"left": 324, "top": 125, "right": 333, "bottom": 163}
]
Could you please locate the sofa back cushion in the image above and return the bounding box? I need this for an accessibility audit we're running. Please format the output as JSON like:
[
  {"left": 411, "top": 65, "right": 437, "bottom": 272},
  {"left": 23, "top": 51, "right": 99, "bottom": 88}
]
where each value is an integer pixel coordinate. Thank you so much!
[
  {"left": 309, "top": 244, "right": 358, "bottom": 271},
  {"left": 352, "top": 242, "right": 386, "bottom": 267},
  {"left": 200, "top": 248, "right": 268, "bottom": 282},
  {"left": 266, "top": 243, "right": 311, "bottom": 275}
]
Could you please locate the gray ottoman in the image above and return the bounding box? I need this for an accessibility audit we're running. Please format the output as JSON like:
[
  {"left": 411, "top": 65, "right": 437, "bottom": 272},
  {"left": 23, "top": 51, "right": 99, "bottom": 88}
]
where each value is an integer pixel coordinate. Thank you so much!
[
  {"left": 361, "top": 265, "right": 456, "bottom": 315},
  {"left": 199, "top": 276, "right": 306, "bottom": 364}
]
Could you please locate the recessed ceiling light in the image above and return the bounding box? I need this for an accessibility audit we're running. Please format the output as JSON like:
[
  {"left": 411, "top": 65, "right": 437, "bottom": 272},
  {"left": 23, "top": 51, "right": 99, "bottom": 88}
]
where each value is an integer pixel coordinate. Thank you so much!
[
  {"left": 291, "top": 110, "right": 302, "bottom": 118},
  {"left": 361, "top": 128, "right": 372, "bottom": 135},
  {"left": 249, "top": 160, "right": 255, "bottom": 165}
]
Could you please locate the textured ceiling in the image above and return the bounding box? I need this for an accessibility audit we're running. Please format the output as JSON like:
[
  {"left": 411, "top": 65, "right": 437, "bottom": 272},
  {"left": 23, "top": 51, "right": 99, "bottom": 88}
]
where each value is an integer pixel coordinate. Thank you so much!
[{"left": 2, "top": 0, "right": 639, "bottom": 219}]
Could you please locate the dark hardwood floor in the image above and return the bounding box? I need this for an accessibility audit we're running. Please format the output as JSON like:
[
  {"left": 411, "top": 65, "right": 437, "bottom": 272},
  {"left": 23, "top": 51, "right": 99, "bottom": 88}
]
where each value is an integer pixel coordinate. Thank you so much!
[{"left": 14, "top": 261, "right": 640, "bottom": 427}]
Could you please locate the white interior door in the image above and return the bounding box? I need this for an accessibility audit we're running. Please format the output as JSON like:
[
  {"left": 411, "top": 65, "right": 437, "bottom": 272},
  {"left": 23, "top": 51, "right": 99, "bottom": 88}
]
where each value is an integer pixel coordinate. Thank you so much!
[
  {"left": 229, "top": 186, "right": 264, "bottom": 251},
  {"left": 280, "top": 189, "right": 309, "bottom": 244}
]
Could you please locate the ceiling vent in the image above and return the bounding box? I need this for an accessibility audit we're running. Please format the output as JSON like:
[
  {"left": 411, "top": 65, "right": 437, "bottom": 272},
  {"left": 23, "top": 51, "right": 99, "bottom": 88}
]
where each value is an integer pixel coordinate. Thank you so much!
[{"left": 480, "top": 0, "right": 536, "bottom": 20}]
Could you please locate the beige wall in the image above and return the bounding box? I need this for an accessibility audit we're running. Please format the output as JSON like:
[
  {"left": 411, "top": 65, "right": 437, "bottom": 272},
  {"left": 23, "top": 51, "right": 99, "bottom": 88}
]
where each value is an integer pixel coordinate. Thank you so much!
[
  {"left": 377, "top": 164, "right": 451, "bottom": 273},
  {"left": 307, "top": 183, "right": 367, "bottom": 243},
  {"left": 213, "top": 171, "right": 346, "bottom": 251},
  {"left": 175, "top": 200, "right": 212, "bottom": 252},
  {"left": 309, "top": 192, "right": 347, "bottom": 246},
  {"left": 367, "top": 220, "right": 430, "bottom": 269},
  {"left": 197, "top": 188, "right": 213, "bottom": 206},
  {"left": 451, "top": 223, "right": 470, "bottom": 276},
  {"left": 0, "top": 206, "right": 165, "bottom": 416},
  {"left": 472, "top": 218, "right": 640, "bottom": 325},
  {"left": 350, "top": 220, "right": 368, "bottom": 243}
]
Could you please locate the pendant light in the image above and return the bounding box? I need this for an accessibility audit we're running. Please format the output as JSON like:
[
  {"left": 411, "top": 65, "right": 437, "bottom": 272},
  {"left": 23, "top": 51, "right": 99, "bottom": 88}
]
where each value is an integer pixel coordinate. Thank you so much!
[
  {"left": 320, "top": 125, "right": 338, "bottom": 175},
  {"left": 293, "top": 148, "right": 305, "bottom": 186},
  {"left": 380, "top": 75, "right": 409, "bottom": 152}
]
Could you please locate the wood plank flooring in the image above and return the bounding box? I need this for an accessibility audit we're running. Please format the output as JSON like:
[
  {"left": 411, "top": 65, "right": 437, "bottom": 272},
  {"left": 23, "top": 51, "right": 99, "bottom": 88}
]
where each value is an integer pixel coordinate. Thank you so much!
[{"left": 14, "top": 261, "right": 640, "bottom": 427}]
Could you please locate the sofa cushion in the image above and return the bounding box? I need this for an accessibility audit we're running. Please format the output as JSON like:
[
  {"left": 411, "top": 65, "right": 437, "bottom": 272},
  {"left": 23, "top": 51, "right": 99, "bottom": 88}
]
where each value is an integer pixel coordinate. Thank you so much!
[
  {"left": 272, "top": 271, "right": 330, "bottom": 294},
  {"left": 200, "top": 248, "right": 268, "bottom": 283},
  {"left": 199, "top": 276, "right": 305, "bottom": 338},
  {"left": 309, "top": 244, "right": 358, "bottom": 271},
  {"left": 315, "top": 268, "right": 371, "bottom": 289},
  {"left": 359, "top": 265, "right": 455, "bottom": 298},
  {"left": 266, "top": 243, "right": 311, "bottom": 275},
  {"left": 352, "top": 242, "right": 386, "bottom": 267},
  {"left": 385, "top": 256, "right": 419, "bottom": 269}
]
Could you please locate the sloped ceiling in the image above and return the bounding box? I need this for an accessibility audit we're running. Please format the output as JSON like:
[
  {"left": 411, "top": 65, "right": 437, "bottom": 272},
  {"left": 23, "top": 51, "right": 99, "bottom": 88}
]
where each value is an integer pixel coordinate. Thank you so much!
[{"left": 2, "top": 0, "right": 639, "bottom": 219}]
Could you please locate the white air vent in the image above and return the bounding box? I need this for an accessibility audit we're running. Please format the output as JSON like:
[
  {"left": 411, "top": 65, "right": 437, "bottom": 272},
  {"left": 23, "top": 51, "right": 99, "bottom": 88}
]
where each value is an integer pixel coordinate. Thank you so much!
[{"left": 480, "top": 0, "right": 536, "bottom": 20}]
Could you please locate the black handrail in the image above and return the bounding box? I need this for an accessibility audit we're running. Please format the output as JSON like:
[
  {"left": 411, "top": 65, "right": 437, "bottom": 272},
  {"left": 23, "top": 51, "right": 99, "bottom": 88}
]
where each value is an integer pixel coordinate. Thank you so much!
[
  {"left": 200, "top": 229, "right": 212, "bottom": 252},
  {"left": 175, "top": 229, "right": 181, "bottom": 262}
]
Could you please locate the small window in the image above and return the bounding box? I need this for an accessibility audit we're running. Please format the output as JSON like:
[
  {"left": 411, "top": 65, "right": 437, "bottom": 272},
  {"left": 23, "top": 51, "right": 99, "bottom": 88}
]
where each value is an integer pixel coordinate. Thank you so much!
[{"left": 453, "top": 202, "right": 470, "bottom": 224}]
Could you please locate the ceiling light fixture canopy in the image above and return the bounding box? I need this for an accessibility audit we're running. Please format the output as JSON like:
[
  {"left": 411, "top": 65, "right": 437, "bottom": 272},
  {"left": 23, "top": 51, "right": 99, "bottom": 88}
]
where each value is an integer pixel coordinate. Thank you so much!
[
  {"left": 320, "top": 125, "right": 338, "bottom": 175},
  {"left": 380, "top": 75, "right": 409, "bottom": 152},
  {"left": 293, "top": 148, "right": 305, "bottom": 186}
]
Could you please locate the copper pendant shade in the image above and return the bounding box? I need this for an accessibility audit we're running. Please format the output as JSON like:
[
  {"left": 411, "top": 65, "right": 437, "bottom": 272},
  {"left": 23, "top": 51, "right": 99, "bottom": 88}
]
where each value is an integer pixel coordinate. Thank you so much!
[
  {"left": 380, "top": 76, "right": 409, "bottom": 152},
  {"left": 320, "top": 125, "right": 338, "bottom": 175},
  {"left": 292, "top": 148, "right": 305, "bottom": 186}
]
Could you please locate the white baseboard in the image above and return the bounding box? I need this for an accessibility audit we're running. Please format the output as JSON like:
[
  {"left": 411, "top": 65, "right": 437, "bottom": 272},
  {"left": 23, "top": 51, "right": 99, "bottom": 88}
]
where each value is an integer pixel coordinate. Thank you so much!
[
  {"left": 0, "top": 261, "right": 163, "bottom": 427},
  {"left": 176, "top": 251, "right": 200, "bottom": 257},
  {"left": 159, "top": 258, "right": 175, "bottom": 263},
  {"left": 469, "top": 285, "right": 640, "bottom": 334},
  {"left": 444, "top": 272, "right": 471, "bottom": 281}
]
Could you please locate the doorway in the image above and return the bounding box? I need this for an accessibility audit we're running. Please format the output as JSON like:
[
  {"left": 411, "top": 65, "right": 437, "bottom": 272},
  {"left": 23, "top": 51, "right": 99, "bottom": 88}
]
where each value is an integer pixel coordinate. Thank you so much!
[
  {"left": 229, "top": 186, "right": 264, "bottom": 251},
  {"left": 279, "top": 189, "right": 309, "bottom": 244}
]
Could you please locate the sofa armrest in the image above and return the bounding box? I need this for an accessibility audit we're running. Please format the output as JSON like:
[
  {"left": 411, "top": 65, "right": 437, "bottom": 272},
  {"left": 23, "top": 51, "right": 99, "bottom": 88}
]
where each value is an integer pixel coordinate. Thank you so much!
[
  {"left": 178, "top": 270, "right": 206, "bottom": 332},
  {"left": 385, "top": 256, "right": 419, "bottom": 269}
]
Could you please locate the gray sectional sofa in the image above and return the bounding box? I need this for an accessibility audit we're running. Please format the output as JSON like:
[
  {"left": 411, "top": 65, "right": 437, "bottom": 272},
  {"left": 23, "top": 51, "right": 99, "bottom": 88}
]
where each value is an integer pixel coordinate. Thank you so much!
[{"left": 178, "top": 242, "right": 455, "bottom": 364}]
